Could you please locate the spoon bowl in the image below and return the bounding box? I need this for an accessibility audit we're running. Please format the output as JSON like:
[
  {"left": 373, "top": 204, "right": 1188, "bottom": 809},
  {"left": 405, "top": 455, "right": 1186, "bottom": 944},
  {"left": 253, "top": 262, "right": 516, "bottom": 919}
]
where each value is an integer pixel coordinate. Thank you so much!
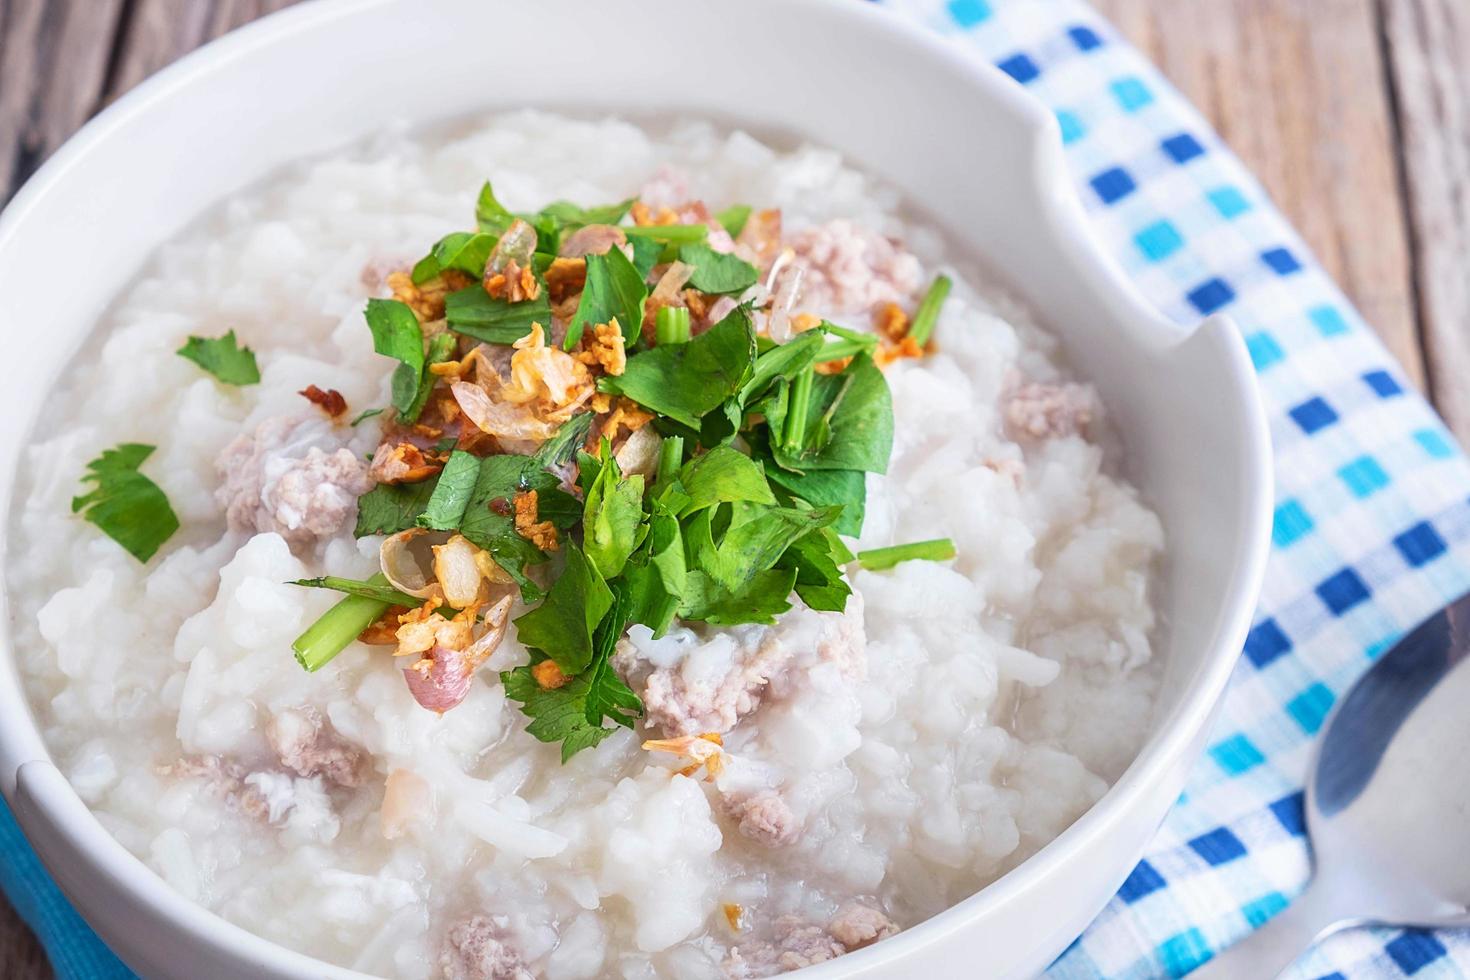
[{"left": 1194, "top": 592, "right": 1470, "bottom": 978}]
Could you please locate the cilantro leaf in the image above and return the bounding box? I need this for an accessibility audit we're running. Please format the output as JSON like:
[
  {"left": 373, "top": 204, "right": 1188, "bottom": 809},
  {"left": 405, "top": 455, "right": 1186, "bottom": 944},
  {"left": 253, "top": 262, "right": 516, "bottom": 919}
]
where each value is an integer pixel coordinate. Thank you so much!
[
  {"left": 566, "top": 247, "right": 647, "bottom": 350},
  {"left": 700, "top": 504, "right": 841, "bottom": 593},
  {"left": 414, "top": 451, "right": 481, "bottom": 530},
  {"left": 364, "top": 299, "right": 427, "bottom": 420},
  {"left": 677, "top": 243, "right": 760, "bottom": 295},
  {"left": 532, "top": 413, "right": 595, "bottom": 469},
  {"left": 412, "top": 231, "right": 497, "bottom": 284},
  {"left": 513, "top": 544, "right": 613, "bottom": 674},
  {"left": 630, "top": 236, "right": 663, "bottom": 279},
  {"left": 715, "top": 204, "right": 753, "bottom": 238},
  {"left": 458, "top": 455, "right": 579, "bottom": 602},
  {"left": 768, "top": 353, "right": 893, "bottom": 474},
  {"left": 583, "top": 450, "right": 646, "bottom": 580},
  {"left": 765, "top": 464, "right": 866, "bottom": 537},
  {"left": 779, "top": 530, "right": 853, "bottom": 612},
  {"left": 176, "top": 330, "right": 260, "bottom": 386},
  {"left": 71, "top": 443, "right": 180, "bottom": 562},
  {"left": 501, "top": 668, "right": 621, "bottom": 761},
  {"left": 599, "top": 306, "right": 757, "bottom": 428},
  {"left": 476, "top": 181, "right": 517, "bottom": 235},
  {"left": 674, "top": 446, "right": 775, "bottom": 514},
  {"left": 679, "top": 567, "right": 796, "bottom": 626},
  {"left": 350, "top": 408, "right": 384, "bottom": 426},
  {"left": 288, "top": 576, "right": 421, "bottom": 605},
  {"left": 444, "top": 286, "right": 551, "bottom": 345},
  {"left": 405, "top": 332, "right": 457, "bottom": 423},
  {"left": 354, "top": 478, "right": 439, "bottom": 537}
]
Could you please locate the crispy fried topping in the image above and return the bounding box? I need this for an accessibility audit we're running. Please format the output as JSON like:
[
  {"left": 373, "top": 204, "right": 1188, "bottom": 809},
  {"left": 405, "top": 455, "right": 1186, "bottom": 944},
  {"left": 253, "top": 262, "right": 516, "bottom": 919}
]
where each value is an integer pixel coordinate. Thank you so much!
[
  {"left": 532, "top": 660, "right": 570, "bottom": 690},
  {"left": 815, "top": 356, "right": 853, "bottom": 376},
  {"left": 790, "top": 312, "right": 823, "bottom": 334},
  {"left": 505, "top": 322, "right": 594, "bottom": 412},
  {"left": 483, "top": 259, "right": 541, "bottom": 303},
  {"left": 874, "top": 335, "right": 925, "bottom": 368},
  {"left": 387, "top": 269, "right": 470, "bottom": 322},
  {"left": 576, "top": 319, "right": 628, "bottom": 376},
  {"left": 683, "top": 289, "right": 711, "bottom": 321},
  {"left": 513, "top": 489, "right": 559, "bottom": 551},
  {"left": 630, "top": 201, "right": 679, "bottom": 226},
  {"left": 642, "top": 732, "right": 726, "bottom": 781},
  {"left": 544, "top": 256, "right": 588, "bottom": 302},
  {"left": 358, "top": 605, "right": 410, "bottom": 645},
  {"left": 298, "top": 385, "right": 348, "bottom": 418},
  {"left": 874, "top": 301, "right": 910, "bottom": 341},
  {"left": 394, "top": 597, "right": 471, "bottom": 659},
  {"left": 368, "top": 442, "right": 443, "bottom": 485}
]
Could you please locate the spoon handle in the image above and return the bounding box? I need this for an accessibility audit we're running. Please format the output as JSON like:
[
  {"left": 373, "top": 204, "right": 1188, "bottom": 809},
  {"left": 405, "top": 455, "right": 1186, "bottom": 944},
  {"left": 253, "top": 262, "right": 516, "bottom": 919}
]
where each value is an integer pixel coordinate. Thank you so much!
[{"left": 1189, "top": 877, "right": 1352, "bottom": 980}]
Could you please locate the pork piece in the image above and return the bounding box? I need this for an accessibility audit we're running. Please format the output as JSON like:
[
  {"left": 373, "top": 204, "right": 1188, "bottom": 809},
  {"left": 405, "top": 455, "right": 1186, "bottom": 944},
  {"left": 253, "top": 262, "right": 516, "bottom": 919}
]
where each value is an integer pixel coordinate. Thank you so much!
[
  {"left": 215, "top": 414, "right": 373, "bottom": 550},
  {"left": 1003, "top": 379, "right": 1096, "bottom": 442},
  {"left": 268, "top": 708, "right": 367, "bottom": 788},
  {"left": 615, "top": 595, "right": 865, "bottom": 737},
  {"left": 722, "top": 789, "right": 799, "bottom": 848},
  {"left": 159, "top": 755, "right": 273, "bottom": 821},
  {"left": 826, "top": 903, "right": 899, "bottom": 950},
  {"left": 786, "top": 219, "right": 921, "bottom": 315},
  {"left": 724, "top": 916, "right": 846, "bottom": 977},
  {"left": 440, "top": 916, "right": 535, "bottom": 980}
]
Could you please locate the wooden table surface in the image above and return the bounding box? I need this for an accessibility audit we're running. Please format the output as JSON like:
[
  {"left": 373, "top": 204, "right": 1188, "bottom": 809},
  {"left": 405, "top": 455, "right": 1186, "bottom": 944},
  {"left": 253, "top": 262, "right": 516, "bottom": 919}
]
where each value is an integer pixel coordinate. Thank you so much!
[{"left": 2, "top": 0, "right": 1469, "bottom": 974}]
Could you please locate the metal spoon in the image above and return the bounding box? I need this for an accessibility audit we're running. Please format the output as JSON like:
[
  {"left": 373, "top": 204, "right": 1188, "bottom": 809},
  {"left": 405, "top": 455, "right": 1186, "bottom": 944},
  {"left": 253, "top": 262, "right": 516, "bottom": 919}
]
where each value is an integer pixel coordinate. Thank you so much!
[{"left": 1191, "top": 592, "right": 1470, "bottom": 979}]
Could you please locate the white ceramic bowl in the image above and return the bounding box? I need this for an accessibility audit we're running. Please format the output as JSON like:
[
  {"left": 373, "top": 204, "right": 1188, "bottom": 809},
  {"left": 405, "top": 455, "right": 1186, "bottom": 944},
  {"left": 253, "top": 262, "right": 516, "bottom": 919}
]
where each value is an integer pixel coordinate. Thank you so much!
[{"left": 0, "top": 1, "right": 1273, "bottom": 977}]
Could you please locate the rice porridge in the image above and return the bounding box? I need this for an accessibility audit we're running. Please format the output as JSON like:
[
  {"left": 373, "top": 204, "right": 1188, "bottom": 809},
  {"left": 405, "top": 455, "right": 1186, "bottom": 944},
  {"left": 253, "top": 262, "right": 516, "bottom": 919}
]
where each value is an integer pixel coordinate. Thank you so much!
[{"left": 9, "top": 112, "right": 1164, "bottom": 979}]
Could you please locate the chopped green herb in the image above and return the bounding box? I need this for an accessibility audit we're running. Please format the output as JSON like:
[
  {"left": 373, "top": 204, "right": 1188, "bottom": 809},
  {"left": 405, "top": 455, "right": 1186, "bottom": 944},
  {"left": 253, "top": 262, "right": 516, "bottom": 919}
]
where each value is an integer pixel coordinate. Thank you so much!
[
  {"left": 71, "top": 443, "right": 180, "bottom": 562},
  {"left": 513, "top": 544, "right": 614, "bottom": 675},
  {"left": 677, "top": 243, "right": 760, "bottom": 295},
  {"left": 176, "top": 330, "right": 260, "bottom": 386},
  {"left": 364, "top": 299, "right": 427, "bottom": 421},
  {"left": 457, "top": 455, "right": 580, "bottom": 602},
  {"left": 715, "top": 204, "right": 753, "bottom": 238},
  {"left": 350, "top": 407, "right": 384, "bottom": 426},
  {"left": 908, "top": 274, "right": 952, "bottom": 347},
  {"left": 654, "top": 305, "right": 690, "bottom": 346},
  {"left": 405, "top": 332, "right": 457, "bottom": 423},
  {"left": 532, "top": 413, "right": 595, "bottom": 468},
  {"left": 581, "top": 447, "right": 646, "bottom": 580},
  {"left": 857, "top": 537, "right": 957, "bottom": 571},
  {"left": 475, "top": 181, "right": 517, "bottom": 236},
  {"left": 354, "top": 478, "right": 439, "bottom": 537},
  {"left": 444, "top": 285, "right": 552, "bottom": 346},
  {"left": 675, "top": 446, "right": 775, "bottom": 513},
  {"left": 291, "top": 572, "right": 394, "bottom": 672},
  {"left": 288, "top": 576, "right": 421, "bottom": 606},
  {"left": 412, "top": 231, "right": 497, "bottom": 283},
  {"left": 767, "top": 353, "right": 893, "bottom": 474},
  {"left": 566, "top": 247, "right": 647, "bottom": 350},
  {"left": 599, "top": 306, "right": 757, "bottom": 428},
  {"left": 621, "top": 224, "right": 709, "bottom": 244},
  {"left": 630, "top": 236, "right": 663, "bottom": 279},
  {"left": 415, "top": 451, "right": 481, "bottom": 531}
]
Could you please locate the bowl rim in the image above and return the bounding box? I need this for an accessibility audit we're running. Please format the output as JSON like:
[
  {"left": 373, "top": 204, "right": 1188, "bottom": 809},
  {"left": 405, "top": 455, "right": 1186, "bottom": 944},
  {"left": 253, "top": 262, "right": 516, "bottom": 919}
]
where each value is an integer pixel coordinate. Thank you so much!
[{"left": 0, "top": 0, "right": 1274, "bottom": 976}]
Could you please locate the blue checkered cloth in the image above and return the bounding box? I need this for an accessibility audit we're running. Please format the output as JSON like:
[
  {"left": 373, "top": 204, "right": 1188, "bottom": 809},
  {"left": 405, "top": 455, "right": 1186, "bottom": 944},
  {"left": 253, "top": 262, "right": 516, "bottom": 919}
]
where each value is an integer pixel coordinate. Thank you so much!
[
  {"left": 874, "top": 0, "right": 1470, "bottom": 978},
  {"left": 4, "top": 2, "right": 1470, "bottom": 978}
]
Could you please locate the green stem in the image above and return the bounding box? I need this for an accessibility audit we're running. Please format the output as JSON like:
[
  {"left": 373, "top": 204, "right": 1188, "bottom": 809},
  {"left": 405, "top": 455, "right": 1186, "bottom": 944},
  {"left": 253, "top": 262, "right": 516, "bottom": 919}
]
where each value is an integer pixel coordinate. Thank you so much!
[
  {"left": 622, "top": 223, "right": 709, "bottom": 244},
  {"left": 783, "top": 365, "right": 815, "bottom": 453},
  {"left": 657, "top": 435, "right": 684, "bottom": 487},
  {"left": 857, "top": 538, "right": 957, "bottom": 571},
  {"left": 908, "top": 274, "right": 952, "bottom": 347},
  {"left": 292, "top": 572, "right": 393, "bottom": 672},
  {"left": 655, "top": 305, "right": 691, "bottom": 346}
]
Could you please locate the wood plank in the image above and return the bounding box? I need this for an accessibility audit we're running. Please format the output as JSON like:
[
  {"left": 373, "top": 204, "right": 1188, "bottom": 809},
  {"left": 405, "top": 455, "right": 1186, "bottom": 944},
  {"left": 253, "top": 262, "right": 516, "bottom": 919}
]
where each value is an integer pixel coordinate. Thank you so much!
[
  {"left": 1094, "top": 0, "right": 1428, "bottom": 391},
  {"left": 0, "top": 0, "right": 127, "bottom": 197},
  {"left": 1381, "top": 0, "right": 1470, "bottom": 443},
  {"left": 105, "top": 0, "right": 300, "bottom": 101}
]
